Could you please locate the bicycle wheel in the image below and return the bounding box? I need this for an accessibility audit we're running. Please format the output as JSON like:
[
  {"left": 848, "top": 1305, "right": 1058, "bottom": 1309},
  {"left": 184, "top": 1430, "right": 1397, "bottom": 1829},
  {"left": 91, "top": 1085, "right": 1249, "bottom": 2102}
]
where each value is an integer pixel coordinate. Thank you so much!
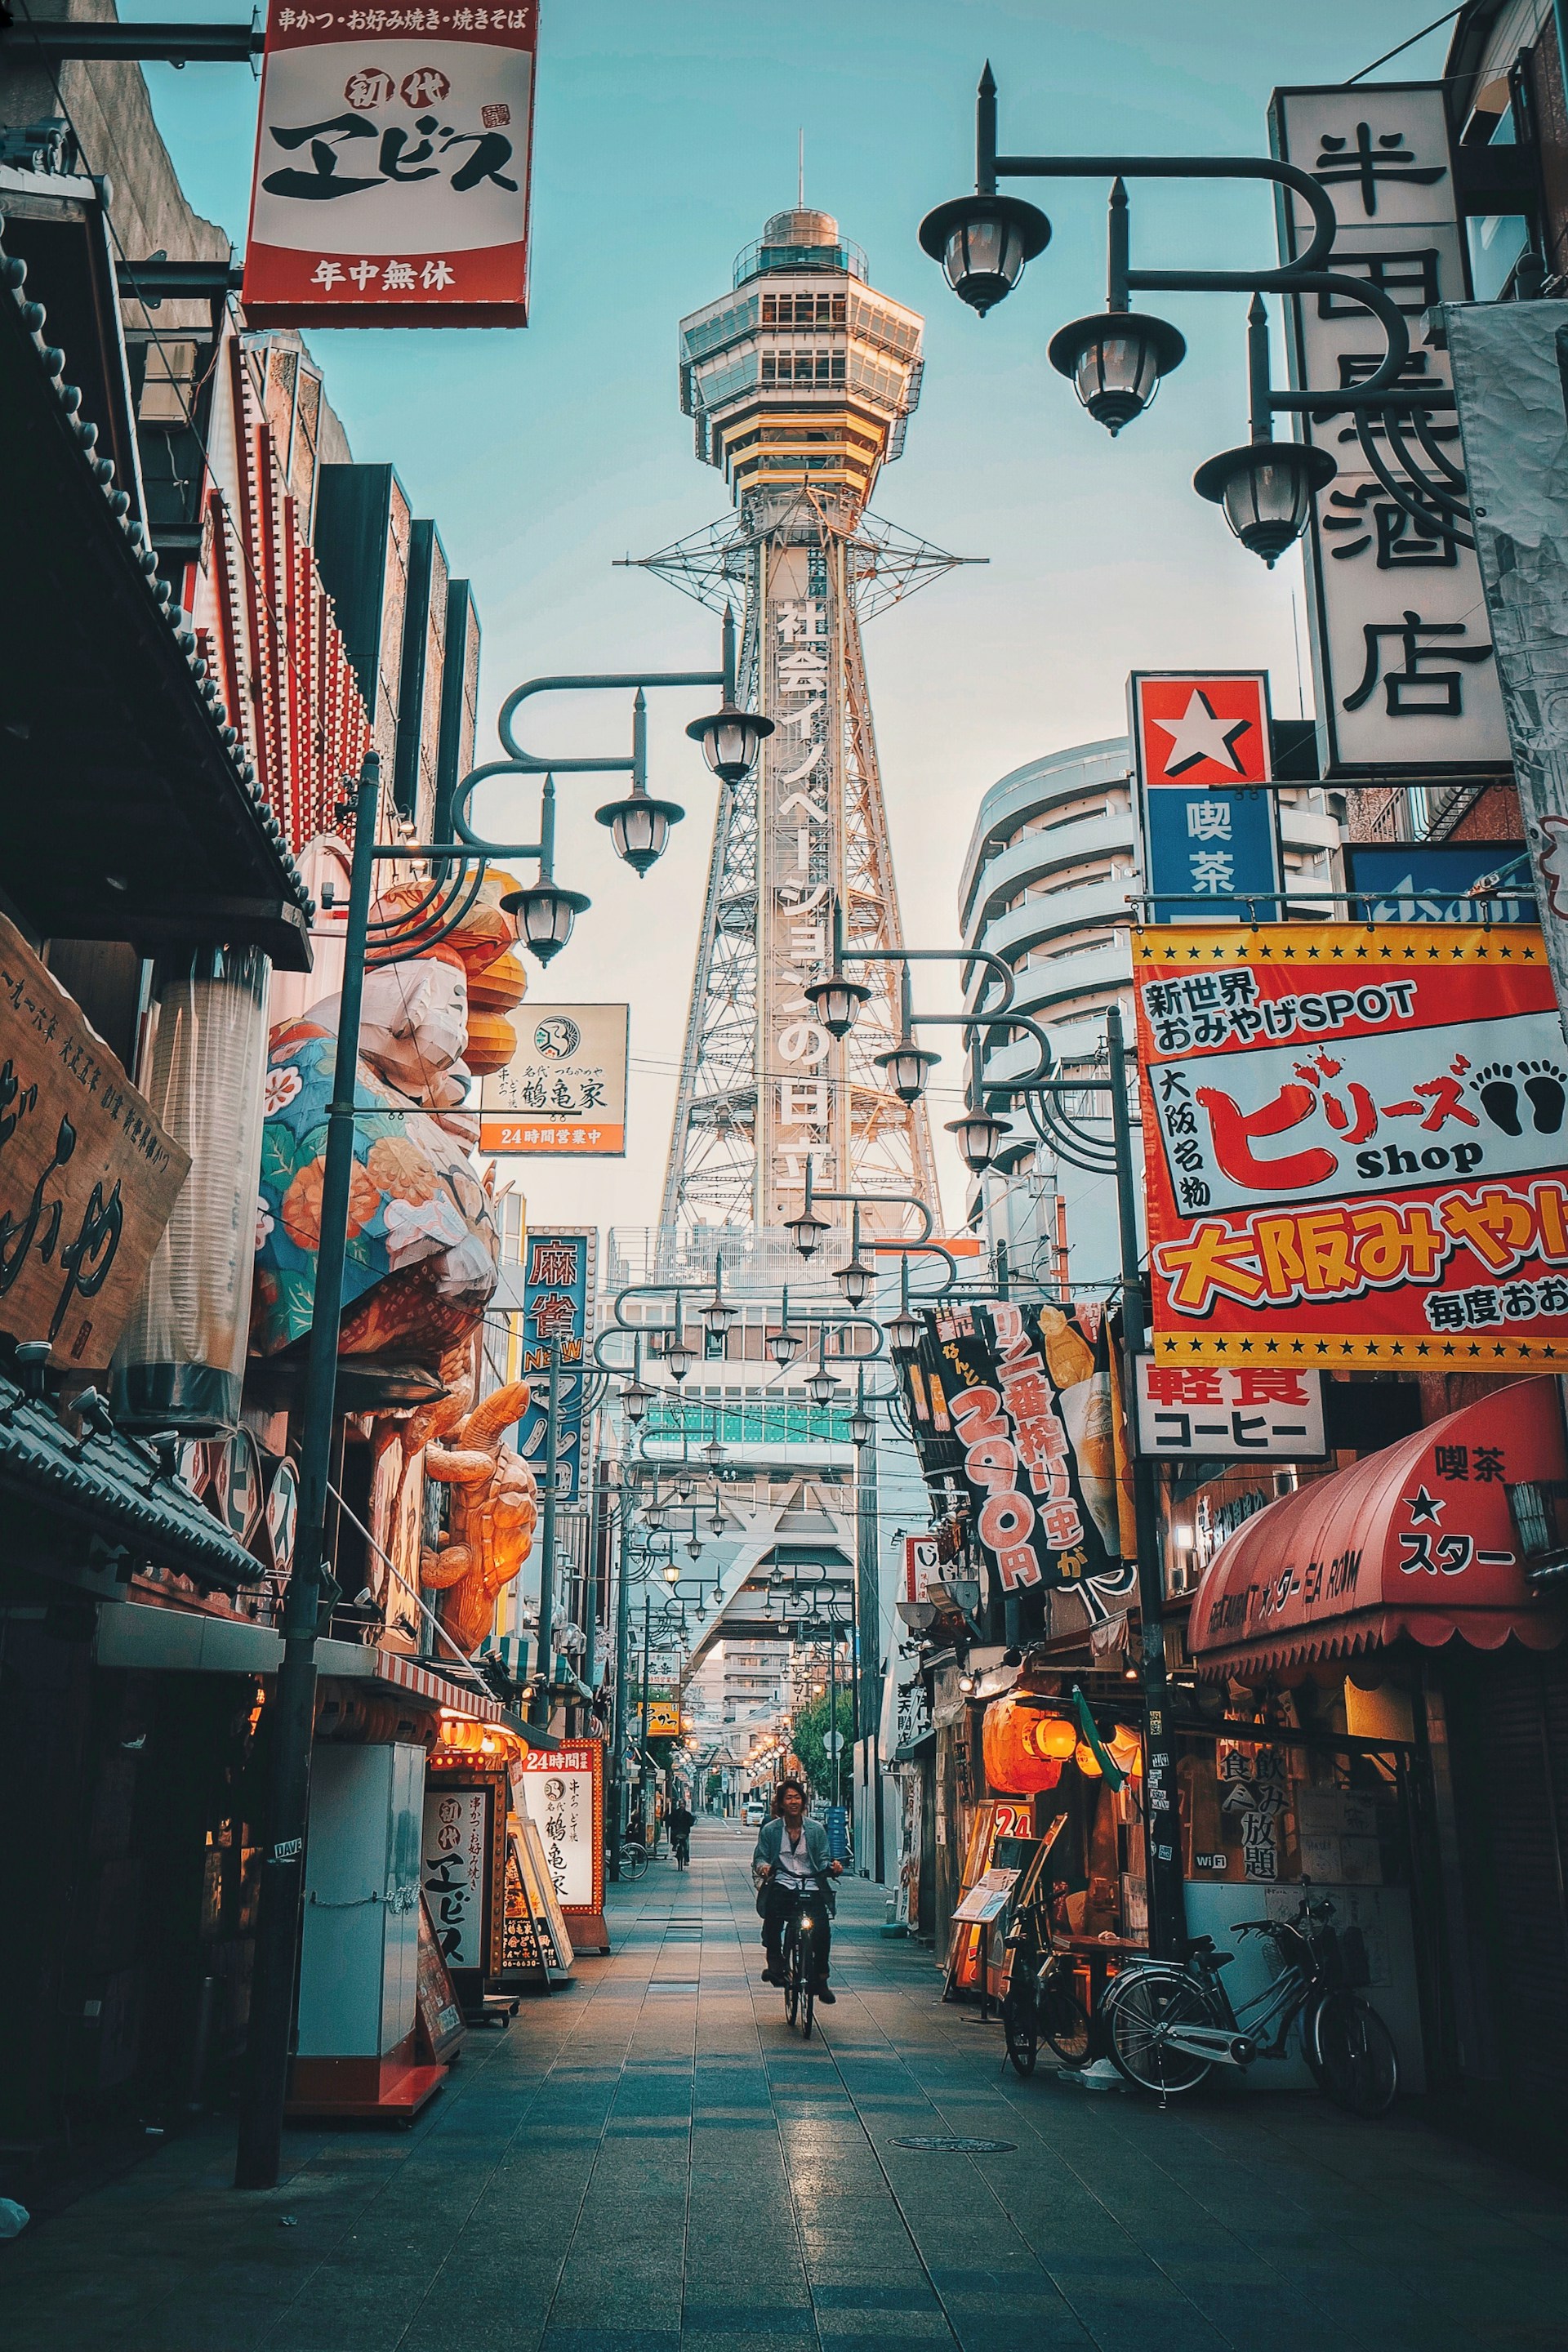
[
  {"left": 621, "top": 1842, "right": 649, "bottom": 1881},
  {"left": 787, "top": 1922, "right": 813, "bottom": 2038},
  {"left": 1002, "top": 1984, "right": 1039, "bottom": 2078},
  {"left": 1107, "top": 1969, "right": 1215, "bottom": 2096},
  {"left": 1039, "top": 1976, "right": 1091, "bottom": 2070},
  {"left": 1311, "top": 1991, "right": 1398, "bottom": 2118},
  {"left": 782, "top": 1925, "right": 800, "bottom": 2028}
]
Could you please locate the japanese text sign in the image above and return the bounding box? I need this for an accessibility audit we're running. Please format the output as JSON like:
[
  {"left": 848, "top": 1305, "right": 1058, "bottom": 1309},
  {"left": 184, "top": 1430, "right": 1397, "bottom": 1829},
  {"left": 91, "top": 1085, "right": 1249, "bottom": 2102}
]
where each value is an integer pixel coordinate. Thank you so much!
[
  {"left": 243, "top": 3, "right": 538, "bottom": 327},
  {"left": 1135, "top": 1359, "right": 1325, "bottom": 1460},
  {"left": 421, "top": 1782, "right": 491, "bottom": 1969},
  {"left": 515, "top": 1224, "right": 595, "bottom": 1502},
  {"left": 1135, "top": 923, "right": 1568, "bottom": 1370},
  {"left": 903, "top": 1533, "right": 939, "bottom": 1602},
  {"left": 645, "top": 1699, "right": 680, "bottom": 1737},
  {"left": 0, "top": 912, "right": 189, "bottom": 1370},
  {"left": 922, "top": 1300, "right": 1136, "bottom": 1630},
  {"left": 517, "top": 1740, "right": 601, "bottom": 1913},
  {"left": 1130, "top": 673, "right": 1281, "bottom": 923},
  {"left": 1269, "top": 83, "right": 1508, "bottom": 775},
  {"left": 479, "top": 1003, "right": 628, "bottom": 1156}
]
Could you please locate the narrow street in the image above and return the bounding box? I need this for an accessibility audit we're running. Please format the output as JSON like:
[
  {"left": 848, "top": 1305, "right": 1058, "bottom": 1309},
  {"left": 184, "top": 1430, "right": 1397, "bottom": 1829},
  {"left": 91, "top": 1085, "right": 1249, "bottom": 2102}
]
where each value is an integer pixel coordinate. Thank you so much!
[{"left": 4, "top": 1824, "right": 1566, "bottom": 2352}]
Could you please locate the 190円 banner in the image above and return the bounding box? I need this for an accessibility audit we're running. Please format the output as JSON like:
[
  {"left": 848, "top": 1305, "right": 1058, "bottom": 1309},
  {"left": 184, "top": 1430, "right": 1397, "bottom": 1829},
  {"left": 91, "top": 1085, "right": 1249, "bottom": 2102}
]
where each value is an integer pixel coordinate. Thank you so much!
[
  {"left": 1136, "top": 924, "right": 1568, "bottom": 1368},
  {"left": 243, "top": 4, "right": 538, "bottom": 326}
]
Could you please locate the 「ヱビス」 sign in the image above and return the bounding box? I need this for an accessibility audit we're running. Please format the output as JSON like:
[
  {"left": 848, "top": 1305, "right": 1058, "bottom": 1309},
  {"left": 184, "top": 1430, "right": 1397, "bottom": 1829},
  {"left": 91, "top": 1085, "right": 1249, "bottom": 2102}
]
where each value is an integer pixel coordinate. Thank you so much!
[
  {"left": 1135, "top": 923, "right": 1568, "bottom": 1367},
  {"left": 0, "top": 911, "right": 189, "bottom": 1370},
  {"left": 1129, "top": 673, "right": 1281, "bottom": 924},
  {"left": 479, "top": 1003, "right": 628, "bottom": 1155},
  {"left": 242, "top": 3, "right": 538, "bottom": 327}
]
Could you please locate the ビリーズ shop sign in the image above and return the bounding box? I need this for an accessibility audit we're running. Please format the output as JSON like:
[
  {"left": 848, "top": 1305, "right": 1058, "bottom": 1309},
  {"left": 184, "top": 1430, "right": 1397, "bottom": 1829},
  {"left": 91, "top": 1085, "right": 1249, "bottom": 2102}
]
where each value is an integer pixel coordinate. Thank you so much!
[
  {"left": 243, "top": 5, "right": 538, "bottom": 326},
  {"left": 1135, "top": 922, "right": 1568, "bottom": 1368}
]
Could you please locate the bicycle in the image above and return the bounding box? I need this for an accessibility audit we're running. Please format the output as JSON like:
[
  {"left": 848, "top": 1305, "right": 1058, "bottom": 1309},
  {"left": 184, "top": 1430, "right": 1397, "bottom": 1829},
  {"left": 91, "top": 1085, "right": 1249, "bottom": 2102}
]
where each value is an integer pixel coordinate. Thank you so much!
[
  {"left": 775, "top": 1883, "right": 826, "bottom": 2039},
  {"left": 1101, "top": 1886, "right": 1398, "bottom": 2115},
  {"left": 617, "top": 1838, "right": 650, "bottom": 1881},
  {"left": 671, "top": 1831, "right": 691, "bottom": 1870},
  {"left": 1000, "top": 1903, "right": 1090, "bottom": 2076}
]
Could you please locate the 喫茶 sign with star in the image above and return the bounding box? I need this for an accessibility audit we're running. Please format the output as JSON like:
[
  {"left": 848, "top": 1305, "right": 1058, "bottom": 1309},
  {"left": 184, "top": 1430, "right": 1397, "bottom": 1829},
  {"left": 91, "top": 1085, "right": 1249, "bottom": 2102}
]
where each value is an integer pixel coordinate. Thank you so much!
[
  {"left": 1134, "top": 922, "right": 1568, "bottom": 1370},
  {"left": 242, "top": 2, "right": 538, "bottom": 327},
  {"left": 1129, "top": 674, "right": 1282, "bottom": 924}
]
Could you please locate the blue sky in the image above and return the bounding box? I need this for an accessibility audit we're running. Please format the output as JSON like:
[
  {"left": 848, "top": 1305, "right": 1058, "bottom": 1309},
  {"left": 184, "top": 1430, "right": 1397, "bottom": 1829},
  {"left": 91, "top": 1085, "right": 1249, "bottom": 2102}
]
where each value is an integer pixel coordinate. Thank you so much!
[{"left": 127, "top": 1, "right": 1455, "bottom": 1236}]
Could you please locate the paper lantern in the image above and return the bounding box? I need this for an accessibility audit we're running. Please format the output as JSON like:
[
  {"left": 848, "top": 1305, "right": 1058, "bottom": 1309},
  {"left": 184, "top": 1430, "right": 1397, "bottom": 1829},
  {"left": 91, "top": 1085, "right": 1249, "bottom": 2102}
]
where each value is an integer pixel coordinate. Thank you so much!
[
  {"left": 983, "top": 1695, "right": 1067, "bottom": 1795},
  {"left": 463, "top": 1011, "right": 519, "bottom": 1076},
  {"left": 467, "top": 948, "right": 528, "bottom": 1015},
  {"left": 1076, "top": 1741, "right": 1103, "bottom": 1778},
  {"left": 1107, "top": 1724, "right": 1143, "bottom": 1775},
  {"left": 1037, "top": 1715, "right": 1080, "bottom": 1761}
]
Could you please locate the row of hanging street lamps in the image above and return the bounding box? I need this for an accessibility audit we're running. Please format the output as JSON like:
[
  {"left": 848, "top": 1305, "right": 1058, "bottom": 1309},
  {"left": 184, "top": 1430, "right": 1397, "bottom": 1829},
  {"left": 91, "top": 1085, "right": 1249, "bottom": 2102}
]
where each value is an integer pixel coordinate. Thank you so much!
[
  {"left": 915, "top": 62, "right": 1443, "bottom": 568},
  {"left": 444, "top": 604, "right": 773, "bottom": 964}
]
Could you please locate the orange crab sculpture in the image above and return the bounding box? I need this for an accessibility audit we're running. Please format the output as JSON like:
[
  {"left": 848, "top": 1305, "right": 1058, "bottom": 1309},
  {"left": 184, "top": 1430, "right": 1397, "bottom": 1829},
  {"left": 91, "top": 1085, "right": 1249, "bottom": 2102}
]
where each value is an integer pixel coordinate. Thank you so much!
[{"left": 416, "top": 1374, "right": 539, "bottom": 1655}]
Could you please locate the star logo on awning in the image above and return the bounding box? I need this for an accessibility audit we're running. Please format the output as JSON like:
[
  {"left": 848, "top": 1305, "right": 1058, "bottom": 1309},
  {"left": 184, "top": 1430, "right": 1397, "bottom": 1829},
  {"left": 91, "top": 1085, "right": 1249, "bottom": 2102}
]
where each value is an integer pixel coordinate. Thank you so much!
[
  {"left": 1403, "top": 1486, "right": 1445, "bottom": 1526},
  {"left": 1152, "top": 688, "right": 1253, "bottom": 778}
]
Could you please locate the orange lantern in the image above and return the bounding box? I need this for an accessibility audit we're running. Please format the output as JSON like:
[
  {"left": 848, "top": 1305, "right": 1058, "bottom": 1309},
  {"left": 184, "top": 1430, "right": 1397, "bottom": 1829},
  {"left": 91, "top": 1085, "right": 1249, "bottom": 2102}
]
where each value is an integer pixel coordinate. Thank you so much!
[
  {"left": 1036, "top": 1714, "right": 1080, "bottom": 1761},
  {"left": 983, "top": 1695, "right": 1065, "bottom": 1795},
  {"left": 1075, "top": 1740, "right": 1103, "bottom": 1778},
  {"left": 1107, "top": 1724, "right": 1143, "bottom": 1775}
]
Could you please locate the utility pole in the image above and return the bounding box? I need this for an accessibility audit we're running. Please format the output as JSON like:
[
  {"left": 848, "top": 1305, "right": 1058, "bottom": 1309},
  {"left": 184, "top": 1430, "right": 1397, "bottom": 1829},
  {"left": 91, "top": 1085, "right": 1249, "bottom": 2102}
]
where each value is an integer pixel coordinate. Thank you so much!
[
  {"left": 235, "top": 753, "right": 381, "bottom": 2192},
  {"left": 639, "top": 1585, "right": 652, "bottom": 1841},
  {"left": 1107, "top": 1002, "right": 1186, "bottom": 1962}
]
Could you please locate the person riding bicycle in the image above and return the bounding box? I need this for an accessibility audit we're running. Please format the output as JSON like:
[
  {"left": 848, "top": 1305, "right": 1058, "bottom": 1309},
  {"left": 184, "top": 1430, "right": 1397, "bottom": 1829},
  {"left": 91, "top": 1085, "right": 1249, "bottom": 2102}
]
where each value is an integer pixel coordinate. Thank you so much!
[
  {"left": 666, "top": 1798, "right": 694, "bottom": 1864},
  {"left": 752, "top": 1779, "right": 842, "bottom": 2003}
]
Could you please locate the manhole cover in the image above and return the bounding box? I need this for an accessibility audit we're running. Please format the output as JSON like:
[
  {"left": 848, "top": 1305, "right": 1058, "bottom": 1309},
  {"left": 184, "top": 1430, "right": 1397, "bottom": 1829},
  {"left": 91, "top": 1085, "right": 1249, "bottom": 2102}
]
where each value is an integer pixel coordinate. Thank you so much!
[{"left": 889, "top": 2136, "right": 1017, "bottom": 2154}]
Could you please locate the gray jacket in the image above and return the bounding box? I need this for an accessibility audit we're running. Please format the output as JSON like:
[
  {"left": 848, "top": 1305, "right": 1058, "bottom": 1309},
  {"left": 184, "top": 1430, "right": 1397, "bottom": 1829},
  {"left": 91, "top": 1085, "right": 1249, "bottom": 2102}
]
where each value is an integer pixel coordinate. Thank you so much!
[{"left": 753, "top": 1815, "right": 836, "bottom": 1913}]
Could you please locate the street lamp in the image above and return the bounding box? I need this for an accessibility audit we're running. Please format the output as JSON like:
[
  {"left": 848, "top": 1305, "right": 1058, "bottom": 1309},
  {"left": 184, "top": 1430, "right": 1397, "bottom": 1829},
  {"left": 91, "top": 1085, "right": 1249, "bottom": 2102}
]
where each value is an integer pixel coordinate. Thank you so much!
[
  {"left": 917, "top": 180, "right": 1051, "bottom": 316},
  {"left": 885, "top": 1254, "right": 920, "bottom": 1357},
  {"left": 807, "top": 1364, "right": 840, "bottom": 1406},
  {"left": 804, "top": 968, "right": 871, "bottom": 1040},
  {"left": 1048, "top": 305, "right": 1186, "bottom": 437},
  {"left": 849, "top": 1402, "right": 873, "bottom": 1448},
  {"left": 686, "top": 702, "right": 775, "bottom": 786},
  {"left": 875, "top": 1033, "right": 940, "bottom": 1106},
  {"left": 947, "top": 1103, "right": 1006, "bottom": 1173},
  {"left": 663, "top": 1561, "right": 680, "bottom": 1584},
  {"left": 663, "top": 1327, "right": 696, "bottom": 1383},
  {"left": 499, "top": 777, "right": 591, "bottom": 965},
  {"left": 1193, "top": 437, "right": 1335, "bottom": 568},
  {"left": 785, "top": 1203, "right": 827, "bottom": 1261},
  {"left": 836, "top": 1257, "right": 872, "bottom": 1307},
  {"left": 702, "top": 1254, "right": 738, "bottom": 1341},
  {"left": 621, "top": 1374, "right": 652, "bottom": 1425}
]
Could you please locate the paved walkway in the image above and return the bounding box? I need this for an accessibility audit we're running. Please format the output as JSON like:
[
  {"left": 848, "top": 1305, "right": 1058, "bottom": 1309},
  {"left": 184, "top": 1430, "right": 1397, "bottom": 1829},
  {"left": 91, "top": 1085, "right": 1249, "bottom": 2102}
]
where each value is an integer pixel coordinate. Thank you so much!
[{"left": 5, "top": 1823, "right": 1568, "bottom": 2352}]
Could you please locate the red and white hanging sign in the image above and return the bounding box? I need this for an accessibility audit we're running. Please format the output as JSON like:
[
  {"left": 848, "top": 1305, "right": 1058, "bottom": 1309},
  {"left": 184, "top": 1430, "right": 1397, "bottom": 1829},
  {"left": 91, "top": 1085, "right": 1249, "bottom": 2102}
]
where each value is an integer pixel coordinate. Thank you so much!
[
  {"left": 242, "top": 4, "right": 538, "bottom": 327},
  {"left": 1132, "top": 672, "right": 1272, "bottom": 789}
]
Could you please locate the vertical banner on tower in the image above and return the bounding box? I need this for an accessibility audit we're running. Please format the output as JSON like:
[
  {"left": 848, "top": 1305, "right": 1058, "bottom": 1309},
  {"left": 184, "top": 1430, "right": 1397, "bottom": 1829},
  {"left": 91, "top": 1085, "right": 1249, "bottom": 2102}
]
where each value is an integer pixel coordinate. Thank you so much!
[
  {"left": 1134, "top": 923, "right": 1568, "bottom": 1366},
  {"left": 760, "top": 541, "right": 845, "bottom": 1228},
  {"left": 514, "top": 1226, "right": 596, "bottom": 1500},
  {"left": 243, "top": 2, "right": 539, "bottom": 326},
  {"left": 1130, "top": 673, "right": 1282, "bottom": 921},
  {"left": 1269, "top": 82, "right": 1508, "bottom": 776}
]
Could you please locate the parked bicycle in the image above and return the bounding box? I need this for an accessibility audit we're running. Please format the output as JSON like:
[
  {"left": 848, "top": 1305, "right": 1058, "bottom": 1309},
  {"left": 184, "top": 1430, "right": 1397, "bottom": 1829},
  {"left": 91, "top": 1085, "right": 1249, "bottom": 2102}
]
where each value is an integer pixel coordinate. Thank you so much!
[
  {"left": 776, "top": 1883, "right": 826, "bottom": 2039},
  {"left": 1001, "top": 1901, "right": 1090, "bottom": 2076},
  {"left": 1100, "top": 1886, "right": 1397, "bottom": 2115},
  {"left": 617, "top": 1838, "right": 650, "bottom": 1881}
]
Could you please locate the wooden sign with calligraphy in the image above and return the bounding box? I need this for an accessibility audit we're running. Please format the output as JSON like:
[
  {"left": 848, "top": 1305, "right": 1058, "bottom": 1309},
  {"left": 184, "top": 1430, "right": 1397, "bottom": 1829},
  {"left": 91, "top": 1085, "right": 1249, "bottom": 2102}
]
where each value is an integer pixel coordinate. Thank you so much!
[{"left": 0, "top": 913, "right": 189, "bottom": 1369}]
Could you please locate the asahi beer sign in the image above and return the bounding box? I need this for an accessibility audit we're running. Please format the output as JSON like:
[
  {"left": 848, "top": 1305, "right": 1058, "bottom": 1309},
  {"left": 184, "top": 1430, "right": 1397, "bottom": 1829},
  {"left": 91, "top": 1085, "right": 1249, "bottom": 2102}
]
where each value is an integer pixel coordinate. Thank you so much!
[
  {"left": 1270, "top": 82, "right": 1508, "bottom": 776},
  {"left": 479, "top": 1004, "right": 628, "bottom": 1156},
  {"left": 243, "top": 3, "right": 538, "bottom": 326}
]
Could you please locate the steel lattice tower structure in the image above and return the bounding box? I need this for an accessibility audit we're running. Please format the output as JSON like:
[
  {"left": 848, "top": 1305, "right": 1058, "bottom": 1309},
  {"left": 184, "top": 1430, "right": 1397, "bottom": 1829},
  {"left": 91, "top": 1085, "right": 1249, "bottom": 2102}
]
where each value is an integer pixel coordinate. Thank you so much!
[{"left": 640, "top": 207, "right": 966, "bottom": 1239}]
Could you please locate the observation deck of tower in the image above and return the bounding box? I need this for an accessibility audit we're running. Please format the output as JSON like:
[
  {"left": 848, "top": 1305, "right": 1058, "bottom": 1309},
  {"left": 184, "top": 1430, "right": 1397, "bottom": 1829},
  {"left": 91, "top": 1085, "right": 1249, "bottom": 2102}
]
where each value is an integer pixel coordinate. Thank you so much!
[{"left": 648, "top": 206, "right": 960, "bottom": 1241}]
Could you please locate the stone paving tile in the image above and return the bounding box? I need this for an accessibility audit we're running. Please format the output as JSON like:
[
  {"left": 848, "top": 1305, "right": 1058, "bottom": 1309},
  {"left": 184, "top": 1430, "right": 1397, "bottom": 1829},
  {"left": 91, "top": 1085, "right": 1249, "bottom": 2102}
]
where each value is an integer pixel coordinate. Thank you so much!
[{"left": 7, "top": 1829, "right": 1568, "bottom": 2352}]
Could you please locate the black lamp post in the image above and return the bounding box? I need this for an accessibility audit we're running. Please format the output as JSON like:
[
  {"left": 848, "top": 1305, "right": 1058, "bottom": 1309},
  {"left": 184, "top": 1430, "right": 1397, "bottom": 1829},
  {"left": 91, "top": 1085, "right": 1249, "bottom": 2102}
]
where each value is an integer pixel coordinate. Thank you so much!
[{"left": 918, "top": 64, "right": 1456, "bottom": 567}]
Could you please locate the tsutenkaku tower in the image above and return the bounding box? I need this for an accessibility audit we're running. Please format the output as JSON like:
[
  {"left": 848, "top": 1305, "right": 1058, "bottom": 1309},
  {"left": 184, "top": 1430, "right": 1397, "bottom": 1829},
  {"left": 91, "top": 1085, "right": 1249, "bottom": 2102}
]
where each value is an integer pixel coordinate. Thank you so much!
[{"left": 650, "top": 207, "right": 957, "bottom": 1238}]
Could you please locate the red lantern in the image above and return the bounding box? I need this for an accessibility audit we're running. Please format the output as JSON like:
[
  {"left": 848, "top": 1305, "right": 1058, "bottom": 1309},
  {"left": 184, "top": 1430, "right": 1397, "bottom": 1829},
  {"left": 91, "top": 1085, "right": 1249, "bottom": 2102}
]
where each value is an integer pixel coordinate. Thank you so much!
[{"left": 983, "top": 1695, "right": 1066, "bottom": 1795}]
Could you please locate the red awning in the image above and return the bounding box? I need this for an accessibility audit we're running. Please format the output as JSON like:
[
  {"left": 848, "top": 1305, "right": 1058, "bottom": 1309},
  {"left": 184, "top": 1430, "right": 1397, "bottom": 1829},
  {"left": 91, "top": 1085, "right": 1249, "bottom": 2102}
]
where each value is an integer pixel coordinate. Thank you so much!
[{"left": 1187, "top": 1377, "right": 1568, "bottom": 1678}]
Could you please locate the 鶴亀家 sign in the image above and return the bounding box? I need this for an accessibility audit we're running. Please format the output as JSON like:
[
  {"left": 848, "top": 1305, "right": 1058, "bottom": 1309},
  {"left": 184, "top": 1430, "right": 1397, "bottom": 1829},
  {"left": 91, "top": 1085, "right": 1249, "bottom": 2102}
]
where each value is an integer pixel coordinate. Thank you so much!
[
  {"left": 1135, "top": 922, "right": 1568, "bottom": 1367},
  {"left": 479, "top": 1003, "right": 627, "bottom": 1155},
  {"left": 243, "top": 3, "right": 538, "bottom": 326},
  {"left": 0, "top": 912, "right": 190, "bottom": 1370}
]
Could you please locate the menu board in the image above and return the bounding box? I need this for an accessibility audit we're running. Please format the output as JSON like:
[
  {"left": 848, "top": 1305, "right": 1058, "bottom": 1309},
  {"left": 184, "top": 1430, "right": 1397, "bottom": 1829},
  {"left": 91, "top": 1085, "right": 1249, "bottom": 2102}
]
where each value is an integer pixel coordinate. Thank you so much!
[{"left": 414, "top": 1891, "right": 466, "bottom": 2062}]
